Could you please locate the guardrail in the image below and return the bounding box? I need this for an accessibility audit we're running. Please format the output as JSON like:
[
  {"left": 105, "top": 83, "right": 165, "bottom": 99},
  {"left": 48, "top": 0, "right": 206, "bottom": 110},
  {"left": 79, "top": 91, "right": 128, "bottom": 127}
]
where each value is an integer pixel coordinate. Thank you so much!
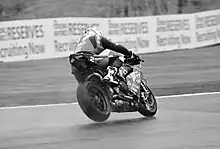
[{"left": 0, "top": 9, "right": 220, "bottom": 62}]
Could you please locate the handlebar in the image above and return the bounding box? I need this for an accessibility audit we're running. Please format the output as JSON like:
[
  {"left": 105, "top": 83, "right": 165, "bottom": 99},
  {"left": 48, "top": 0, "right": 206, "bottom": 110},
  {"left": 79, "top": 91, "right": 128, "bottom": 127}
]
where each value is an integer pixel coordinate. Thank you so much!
[{"left": 124, "top": 56, "right": 144, "bottom": 66}]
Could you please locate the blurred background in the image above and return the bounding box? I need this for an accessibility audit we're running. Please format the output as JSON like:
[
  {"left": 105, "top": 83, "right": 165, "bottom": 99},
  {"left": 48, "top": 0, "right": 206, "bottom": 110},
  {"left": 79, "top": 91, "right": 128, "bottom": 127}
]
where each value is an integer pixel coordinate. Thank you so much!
[{"left": 0, "top": 0, "right": 220, "bottom": 21}]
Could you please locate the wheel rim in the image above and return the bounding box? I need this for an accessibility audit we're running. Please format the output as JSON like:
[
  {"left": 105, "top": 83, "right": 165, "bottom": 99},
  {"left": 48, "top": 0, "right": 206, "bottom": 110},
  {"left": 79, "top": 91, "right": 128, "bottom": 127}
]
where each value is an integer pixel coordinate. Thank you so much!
[{"left": 88, "top": 86, "right": 108, "bottom": 113}]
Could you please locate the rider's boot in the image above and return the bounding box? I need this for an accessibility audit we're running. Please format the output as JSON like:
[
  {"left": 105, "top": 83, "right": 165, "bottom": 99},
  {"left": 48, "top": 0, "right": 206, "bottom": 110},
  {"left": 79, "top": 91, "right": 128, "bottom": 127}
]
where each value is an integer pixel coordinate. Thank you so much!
[
  {"left": 104, "top": 66, "right": 130, "bottom": 95},
  {"left": 103, "top": 66, "right": 119, "bottom": 85}
]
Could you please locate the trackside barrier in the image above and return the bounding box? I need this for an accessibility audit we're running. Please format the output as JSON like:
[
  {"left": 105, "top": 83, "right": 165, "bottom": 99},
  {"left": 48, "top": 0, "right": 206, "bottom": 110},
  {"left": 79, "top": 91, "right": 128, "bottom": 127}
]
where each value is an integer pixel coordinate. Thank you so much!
[{"left": 0, "top": 9, "right": 220, "bottom": 62}]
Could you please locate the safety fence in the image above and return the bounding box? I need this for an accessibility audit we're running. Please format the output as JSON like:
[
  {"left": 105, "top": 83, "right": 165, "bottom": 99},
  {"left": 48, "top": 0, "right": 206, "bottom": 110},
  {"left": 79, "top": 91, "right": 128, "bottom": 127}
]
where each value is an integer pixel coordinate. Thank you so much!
[{"left": 0, "top": 9, "right": 220, "bottom": 62}]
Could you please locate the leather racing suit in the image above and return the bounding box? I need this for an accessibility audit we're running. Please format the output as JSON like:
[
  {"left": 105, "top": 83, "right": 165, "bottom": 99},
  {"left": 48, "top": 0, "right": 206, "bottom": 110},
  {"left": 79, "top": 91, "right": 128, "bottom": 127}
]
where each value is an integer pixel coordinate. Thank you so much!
[{"left": 70, "top": 28, "right": 139, "bottom": 90}]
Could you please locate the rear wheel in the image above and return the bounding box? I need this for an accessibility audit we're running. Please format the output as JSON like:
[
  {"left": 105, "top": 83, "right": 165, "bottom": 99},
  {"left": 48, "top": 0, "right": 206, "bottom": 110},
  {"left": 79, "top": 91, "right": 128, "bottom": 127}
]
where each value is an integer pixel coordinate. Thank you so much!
[
  {"left": 138, "top": 78, "right": 157, "bottom": 117},
  {"left": 76, "top": 81, "right": 111, "bottom": 122}
]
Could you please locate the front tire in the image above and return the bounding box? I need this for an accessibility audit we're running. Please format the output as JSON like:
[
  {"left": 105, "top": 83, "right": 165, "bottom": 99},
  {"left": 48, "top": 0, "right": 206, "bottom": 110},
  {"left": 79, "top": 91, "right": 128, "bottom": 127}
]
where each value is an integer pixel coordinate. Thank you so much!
[
  {"left": 138, "top": 78, "right": 157, "bottom": 117},
  {"left": 76, "top": 81, "right": 111, "bottom": 122}
]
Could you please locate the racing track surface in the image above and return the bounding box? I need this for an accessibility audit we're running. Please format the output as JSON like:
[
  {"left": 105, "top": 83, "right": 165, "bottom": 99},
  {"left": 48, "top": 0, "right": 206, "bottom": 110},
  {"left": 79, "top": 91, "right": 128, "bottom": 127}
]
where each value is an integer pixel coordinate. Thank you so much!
[
  {"left": 0, "top": 46, "right": 220, "bottom": 148},
  {"left": 0, "top": 46, "right": 220, "bottom": 107},
  {"left": 0, "top": 93, "right": 220, "bottom": 149}
]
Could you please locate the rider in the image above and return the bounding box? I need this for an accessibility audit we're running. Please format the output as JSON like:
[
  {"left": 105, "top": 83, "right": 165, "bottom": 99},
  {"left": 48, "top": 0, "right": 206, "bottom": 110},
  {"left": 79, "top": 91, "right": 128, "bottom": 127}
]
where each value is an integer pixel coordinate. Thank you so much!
[{"left": 70, "top": 27, "right": 139, "bottom": 85}]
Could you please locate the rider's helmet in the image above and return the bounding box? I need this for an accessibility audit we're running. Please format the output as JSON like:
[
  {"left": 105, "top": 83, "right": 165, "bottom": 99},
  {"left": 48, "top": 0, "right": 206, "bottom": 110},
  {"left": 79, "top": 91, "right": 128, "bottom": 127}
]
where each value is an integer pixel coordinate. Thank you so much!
[{"left": 85, "top": 27, "right": 103, "bottom": 37}]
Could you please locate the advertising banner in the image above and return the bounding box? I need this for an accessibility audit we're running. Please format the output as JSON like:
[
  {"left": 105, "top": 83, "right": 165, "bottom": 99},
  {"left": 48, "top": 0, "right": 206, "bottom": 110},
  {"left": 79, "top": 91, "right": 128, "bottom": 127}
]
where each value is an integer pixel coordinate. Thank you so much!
[
  {"left": 194, "top": 9, "right": 220, "bottom": 48},
  {"left": 1, "top": 9, "right": 220, "bottom": 62},
  {"left": 155, "top": 14, "right": 194, "bottom": 52},
  {"left": 0, "top": 19, "right": 53, "bottom": 62},
  {"left": 106, "top": 16, "right": 156, "bottom": 54},
  {"left": 51, "top": 17, "right": 107, "bottom": 58}
]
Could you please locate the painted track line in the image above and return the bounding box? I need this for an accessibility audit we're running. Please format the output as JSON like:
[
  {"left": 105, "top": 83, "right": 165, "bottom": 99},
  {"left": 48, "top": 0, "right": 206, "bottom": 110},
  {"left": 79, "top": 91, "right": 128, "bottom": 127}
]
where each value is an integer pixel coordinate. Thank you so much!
[
  {"left": 156, "top": 91, "right": 220, "bottom": 99},
  {"left": 0, "top": 91, "right": 220, "bottom": 110}
]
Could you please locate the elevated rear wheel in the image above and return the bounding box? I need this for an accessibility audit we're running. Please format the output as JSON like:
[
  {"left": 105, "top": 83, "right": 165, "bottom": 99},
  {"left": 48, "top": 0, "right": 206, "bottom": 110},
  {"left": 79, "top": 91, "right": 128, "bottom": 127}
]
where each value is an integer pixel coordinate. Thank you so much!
[{"left": 76, "top": 81, "right": 111, "bottom": 122}]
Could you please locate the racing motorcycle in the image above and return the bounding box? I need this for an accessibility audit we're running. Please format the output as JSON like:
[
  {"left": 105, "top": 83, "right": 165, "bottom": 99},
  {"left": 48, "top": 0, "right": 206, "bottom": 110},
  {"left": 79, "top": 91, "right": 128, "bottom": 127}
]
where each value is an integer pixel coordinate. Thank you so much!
[{"left": 69, "top": 51, "right": 157, "bottom": 122}]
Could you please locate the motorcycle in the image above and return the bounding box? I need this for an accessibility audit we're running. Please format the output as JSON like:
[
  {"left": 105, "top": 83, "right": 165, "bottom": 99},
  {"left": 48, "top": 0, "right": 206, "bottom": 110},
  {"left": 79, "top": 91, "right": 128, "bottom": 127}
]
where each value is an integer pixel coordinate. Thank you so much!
[{"left": 69, "top": 51, "right": 157, "bottom": 122}]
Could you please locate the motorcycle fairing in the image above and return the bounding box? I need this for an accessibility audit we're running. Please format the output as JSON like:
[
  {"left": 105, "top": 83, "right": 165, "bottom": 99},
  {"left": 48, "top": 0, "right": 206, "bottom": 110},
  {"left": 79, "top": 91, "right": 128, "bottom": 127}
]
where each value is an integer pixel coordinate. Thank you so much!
[{"left": 126, "top": 64, "right": 142, "bottom": 96}]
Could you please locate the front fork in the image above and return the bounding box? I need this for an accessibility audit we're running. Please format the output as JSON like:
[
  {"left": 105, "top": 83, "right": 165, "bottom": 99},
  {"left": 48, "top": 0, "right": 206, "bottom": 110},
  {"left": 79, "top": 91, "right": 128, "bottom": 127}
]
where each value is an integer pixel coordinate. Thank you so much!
[{"left": 141, "top": 82, "right": 150, "bottom": 99}]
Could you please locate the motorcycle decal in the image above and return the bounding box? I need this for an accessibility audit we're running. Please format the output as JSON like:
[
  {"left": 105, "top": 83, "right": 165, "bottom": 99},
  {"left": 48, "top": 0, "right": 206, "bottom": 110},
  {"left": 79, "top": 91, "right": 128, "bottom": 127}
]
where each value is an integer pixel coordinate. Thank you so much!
[
  {"left": 118, "top": 66, "right": 128, "bottom": 78},
  {"left": 126, "top": 69, "right": 141, "bottom": 94}
]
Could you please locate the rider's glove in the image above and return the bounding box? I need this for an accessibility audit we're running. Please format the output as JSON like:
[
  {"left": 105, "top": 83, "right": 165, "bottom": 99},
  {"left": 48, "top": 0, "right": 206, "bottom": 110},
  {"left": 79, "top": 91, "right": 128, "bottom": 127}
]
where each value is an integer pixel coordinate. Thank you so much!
[
  {"left": 129, "top": 51, "right": 140, "bottom": 60},
  {"left": 69, "top": 54, "right": 74, "bottom": 64}
]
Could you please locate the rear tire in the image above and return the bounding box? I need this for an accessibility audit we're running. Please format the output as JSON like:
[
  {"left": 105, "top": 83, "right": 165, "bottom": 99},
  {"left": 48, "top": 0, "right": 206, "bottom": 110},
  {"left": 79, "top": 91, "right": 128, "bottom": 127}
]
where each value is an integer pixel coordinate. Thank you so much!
[
  {"left": 138, "top": 78, "right": 157, "bottom": 117},
  {"left": 76, "top": 81, "right": 111, "bottom": 122}
]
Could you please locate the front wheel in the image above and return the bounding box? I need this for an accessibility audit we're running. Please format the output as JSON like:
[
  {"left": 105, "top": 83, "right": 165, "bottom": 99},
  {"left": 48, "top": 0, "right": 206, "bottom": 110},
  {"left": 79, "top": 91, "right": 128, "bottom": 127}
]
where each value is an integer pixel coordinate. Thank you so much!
[
  {"left": 138, "top": 78, "right": 157, "bottom": 117},
  {"left": 76, "top": 81, "right": 112, "bottom": 122}
]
